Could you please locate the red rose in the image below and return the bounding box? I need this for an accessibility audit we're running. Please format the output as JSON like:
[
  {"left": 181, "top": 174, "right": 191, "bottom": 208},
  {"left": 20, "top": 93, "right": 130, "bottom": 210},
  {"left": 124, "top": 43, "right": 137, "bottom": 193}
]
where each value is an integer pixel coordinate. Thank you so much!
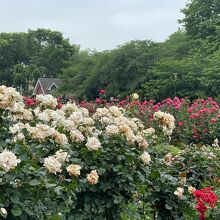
[{"left": 99, "top": 89, "right": 106, "bottom": 95}]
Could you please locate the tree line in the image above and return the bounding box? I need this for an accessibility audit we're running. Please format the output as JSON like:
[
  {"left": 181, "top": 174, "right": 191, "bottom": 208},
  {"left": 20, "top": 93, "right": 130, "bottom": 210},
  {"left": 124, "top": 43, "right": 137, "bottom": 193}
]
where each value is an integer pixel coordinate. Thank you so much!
[{"left": 1, "top": 0, "right": 220, "bottom": 100}]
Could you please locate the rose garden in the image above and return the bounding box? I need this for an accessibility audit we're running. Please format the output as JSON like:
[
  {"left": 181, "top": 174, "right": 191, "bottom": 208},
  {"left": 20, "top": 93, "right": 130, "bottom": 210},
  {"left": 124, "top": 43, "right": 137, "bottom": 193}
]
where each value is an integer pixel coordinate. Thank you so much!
[{"left": 0, "top": 86, "right": 219, "bottom": 220}]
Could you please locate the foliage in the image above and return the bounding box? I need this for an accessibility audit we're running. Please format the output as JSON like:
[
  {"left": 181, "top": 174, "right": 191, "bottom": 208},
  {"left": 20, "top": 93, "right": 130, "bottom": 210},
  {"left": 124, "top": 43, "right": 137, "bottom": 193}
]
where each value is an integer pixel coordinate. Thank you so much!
[
  {"left": 180, "top": 0, "right": 220, "bottom": 41},
  {"left": 0, "top": 29, "right": 77, "bottom": 94}
]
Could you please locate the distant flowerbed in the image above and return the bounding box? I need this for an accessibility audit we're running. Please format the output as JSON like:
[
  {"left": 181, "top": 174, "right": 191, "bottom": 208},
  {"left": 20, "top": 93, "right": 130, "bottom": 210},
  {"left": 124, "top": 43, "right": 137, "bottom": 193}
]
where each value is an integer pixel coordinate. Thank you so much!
[{"left": 0, "top": 86, "right": 219, "bottom": 219}]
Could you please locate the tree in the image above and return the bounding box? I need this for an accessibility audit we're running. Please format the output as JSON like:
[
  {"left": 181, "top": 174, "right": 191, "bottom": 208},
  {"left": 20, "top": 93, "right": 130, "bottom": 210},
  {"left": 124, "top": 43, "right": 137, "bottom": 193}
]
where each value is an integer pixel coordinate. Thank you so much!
[
  {"left": 180, "top": 0, "right": 220, "bottom": 41},
  {"left": 27, "top": 29, "right": 77, "bottom": 78},
  {"left": 0, "top": 29, "right": 78, "bottom": 94}
]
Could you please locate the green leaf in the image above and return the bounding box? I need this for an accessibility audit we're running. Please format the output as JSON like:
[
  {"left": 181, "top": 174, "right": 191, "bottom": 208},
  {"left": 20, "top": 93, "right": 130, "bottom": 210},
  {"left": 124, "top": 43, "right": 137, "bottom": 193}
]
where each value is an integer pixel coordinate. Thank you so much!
[
  {"left": 24, "top": 207, "right": 34, "bottom": 216},
  {"left": 97, "top": 167, "right": 106, "bottom": 175},
  {"left": 149, "top": 171, "right": 160, "bottom": 180},
  {"left": 50, "top": 214, "right": 62, "bottom": 220},
  {"left": 45, "top": 183, "right": 57, "bottom": 188},
  {"left": 11, "top": 205, "right": 22, "bottom": 216},
  {"left": 165, "top": 204, "right": 173, "bottom": 210},
  {"left": 29, "top": 179, "right": 41, "bottom": 186},
  {"left": 10, "top": 195, "right": 20, "bottom": 204}
]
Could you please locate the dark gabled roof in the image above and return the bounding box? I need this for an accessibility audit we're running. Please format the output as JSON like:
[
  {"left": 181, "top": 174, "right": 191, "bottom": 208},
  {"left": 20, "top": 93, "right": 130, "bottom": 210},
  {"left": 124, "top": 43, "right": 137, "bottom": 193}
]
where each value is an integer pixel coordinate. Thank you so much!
[{"left": 33, "top": 78, "right": 61, "bottom": 95}]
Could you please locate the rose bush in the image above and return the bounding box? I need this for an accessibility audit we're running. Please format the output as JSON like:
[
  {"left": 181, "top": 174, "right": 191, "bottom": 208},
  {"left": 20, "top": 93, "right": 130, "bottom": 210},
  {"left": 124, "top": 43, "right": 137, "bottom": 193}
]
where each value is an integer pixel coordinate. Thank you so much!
[
  {"left": 81, "top": 94, "right": 220, "bottom": 146},
  {"left": 0, "top": 87, "right": 219, "bottom": 219},
  {"left": 0, "top": 86, "right": 152, "bottom": 219}
]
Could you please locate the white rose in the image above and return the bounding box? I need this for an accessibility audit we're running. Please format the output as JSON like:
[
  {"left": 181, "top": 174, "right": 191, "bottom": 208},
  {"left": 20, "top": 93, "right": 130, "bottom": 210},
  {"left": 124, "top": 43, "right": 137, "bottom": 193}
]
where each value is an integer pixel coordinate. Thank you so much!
[
  {"left": 108, "top": 106, "right": 123, "bottom": 117},
  {"left": 136, "top": 135, "right": 148, "bottom": 150},
  {"left": 66, "top": 164, "right": 81, "bottom": 177},
  {"left": 0, "top": 207, "right": 7, "bottom": 217},
  {"left": 0, "top": 149, "right": 21, "bottom": 172},
  {"left": 68, "top": 111, "right": 83, "bottom": 125},
  {"left": 70, "top": 129, "right": 85, "bottom": 143},
  {"left": 83, "top": 117, "right": 95, "bottom": 126},
  {"left": 131, "top": 93, "right": 139, "bottom": 100},
  {"left": 54, "top": 132, "right": 69, "bottom": 146},
  {"left": 14, "top": 133, "right": 25, "bottom": 142},
  {"left": 55, "top": 150, "right": 70, "bottom": 163},
  {"left": 85, "top": 137, "right": 102, "bottom": 151},
  {"left": 36, "top": 94, "right": 58, "bottom": 108},
  {"left": 9, "top": 122, "right": 25, "bottom": 134},
  {"left": 212, "top": 138, "right": 219, "bottom": 147},
  {"left": 188, "top": 186, "right": 196, "bottom": 194},
  {"left": 0, "top": 86, "right": 22, "bottom": 109},
  {"left": 140, "top": 151, "right": 151, "bottom": 165},
  {"left": 105, "top": 125, "right": 119, "bottom": 136},
  {"left": 44, "top": 156, "right": 62, "bottom": 174},
  {"left": 86, "top": 170, "right": 99, "bottom": 185},
  {"left": 174, "top": 187, "right": 184, "bottom": 199},
  {"left": 61, "top": 103, "right": 79, "bottom": 115}
]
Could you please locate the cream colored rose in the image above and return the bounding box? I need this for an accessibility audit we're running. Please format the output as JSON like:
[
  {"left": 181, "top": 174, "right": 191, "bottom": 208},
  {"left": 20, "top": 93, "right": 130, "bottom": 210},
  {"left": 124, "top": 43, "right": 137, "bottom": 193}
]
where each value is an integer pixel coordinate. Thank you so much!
[
  {"left": 212, "top": 138, "right": 219, "bottom": 147},
  {"left": 66, "top": 164, "right": 81, "bottom": 177},
  {"left": 0, "top": 207, "right": 7, "bottom": 217},
  {"left": 188, "top": 186, "right": 196, "bottom": 194},
  {"left": 36, "top": 94, "right": 58, "bottom": 108},
  {"left": 85, "top": 137, "right": 102, "bottom": 151},
  {"left": 174, "top": 187, "right": 184, "bottom": 199},
  {"left": 38, "top": 111, "right": 51, "bottom": 122},
  {"left": 143, "top": 128, "right": 155, "bottom": 136},
  {"left": 70, "top": 129, "right": 85, "bottom": 143},
  {"left": 131, "top": 93, "right": 139, "bottom": 100},
  {"left": 55, "top": 150, "right": 70, "bottom": 163},
  {"left": 105, "top": 125, "right": 119, "bottom": 136},
  {"left": 178, "top": 177, "right": 187, "bottom": 185},
  {"left": 43, "top": 156, "right": 62, "bottom": 174},
  {"left": 136, "top": 134, "right": 148, "bottom": 150},
  {"left": 81, "top": 107, "right": 89, "bottom": 117},
  {"left": 63, "top": 120, "right": 76, "bottom": 131},
  {"left": 10, "top": 102, "right": 25, "bottom": 113},
  {"left": 86, "top": 170, "right": 99, "bottom": 185},
  {"left": 125, "top": 131, "right": 137, "bottom": 144},
  {"left": 54, "top": 132, "right": 69, "bottom": 146},
  {"left": 83, "top": 117, "right": 95, "bottom": 126},
  {"left": 108, "top": 106, "right": 123, "bottom": 117},
  {"left": 0, "top": 149, "right": 21, "bottom": 172},
  {"left": 163, "top": 153, "right": 173, "bottom": 166},
  {"left": 27, "top": 126, "right": 45, "bottom": 141},
  {"left": 93, "top": 108, "right": 110, "bottom": 119},
  {"left": 68, "top": 111, "right": 83, "bottom": 125},
  {"left": 153, "top": 111, "right": 175, "bottom": 135},
  {"left": 100, "top": 116, "right": 111, "bottom": 125},
  {"left": 0, "top": 86, "right": 22, "bottom": 109},
  {"left": 118, "top": 123, "right": 131, "bottom": 134},
  {"left": 61, "top": 103, "right": 79, "bottom": 115},
  {"left": 140, "top": 151, "right": 151, "bottom": 165},
  {"left": 9, "top": 122, "right": 25, "bottom": 134},
  {"left": 14, "top": 133, "right": 25, "bottom": 142}
]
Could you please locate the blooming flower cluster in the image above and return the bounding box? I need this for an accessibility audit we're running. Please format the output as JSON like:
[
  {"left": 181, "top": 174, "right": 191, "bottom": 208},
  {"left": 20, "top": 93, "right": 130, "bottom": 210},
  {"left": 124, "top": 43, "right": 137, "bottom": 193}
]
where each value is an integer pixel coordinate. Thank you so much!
[
  {"left": 174, "top": 187, "right": 184, "bottom": 199},
  {"left": 131, "top": 93, "right": 139, "bottom": 100},
  {"left": 0, "top": 207, "right": 7, "bottom": 218},
  {"left": 153, "top": 111, "right": 175, "bottom": 135},
  {"left": 193, "top": 187, "right": 218, "bottom": 219},
  {"left": 0, "top": 85, "right": 23, "bottom": 109},
  {"left": 36, "top": 94, "right": 58, "bottom": 109},
  {"left": 86, "top": 170, "right": 99, "bottom": 185},
  {"left": 2, "top": 87, "right": 152, "bottom": 193},
  {"left": 85, "top": 93, "right": 220, "bottom": 143},
  {"left": 0, "top": 86, "right": 219, "bottom": 219},
  {"left": 0, "top": 149, "right": 21, "bottom": 172},
  {"left": 67, "top": 164, "right": 81, "bottom": 177}
]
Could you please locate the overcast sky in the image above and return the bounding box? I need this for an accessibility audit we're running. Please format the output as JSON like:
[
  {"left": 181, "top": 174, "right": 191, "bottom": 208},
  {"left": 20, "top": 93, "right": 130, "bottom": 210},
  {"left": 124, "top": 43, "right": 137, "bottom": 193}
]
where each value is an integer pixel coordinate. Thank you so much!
[{"left": 0, "top": 0, "right": 187, "bottom": 51}]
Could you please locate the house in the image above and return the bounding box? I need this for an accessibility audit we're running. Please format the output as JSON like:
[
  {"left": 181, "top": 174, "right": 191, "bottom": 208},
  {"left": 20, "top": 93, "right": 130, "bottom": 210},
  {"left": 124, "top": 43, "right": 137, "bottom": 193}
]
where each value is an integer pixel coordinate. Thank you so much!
[{"left": 32, "top": 78, "right": 61, "bottom": 95}]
